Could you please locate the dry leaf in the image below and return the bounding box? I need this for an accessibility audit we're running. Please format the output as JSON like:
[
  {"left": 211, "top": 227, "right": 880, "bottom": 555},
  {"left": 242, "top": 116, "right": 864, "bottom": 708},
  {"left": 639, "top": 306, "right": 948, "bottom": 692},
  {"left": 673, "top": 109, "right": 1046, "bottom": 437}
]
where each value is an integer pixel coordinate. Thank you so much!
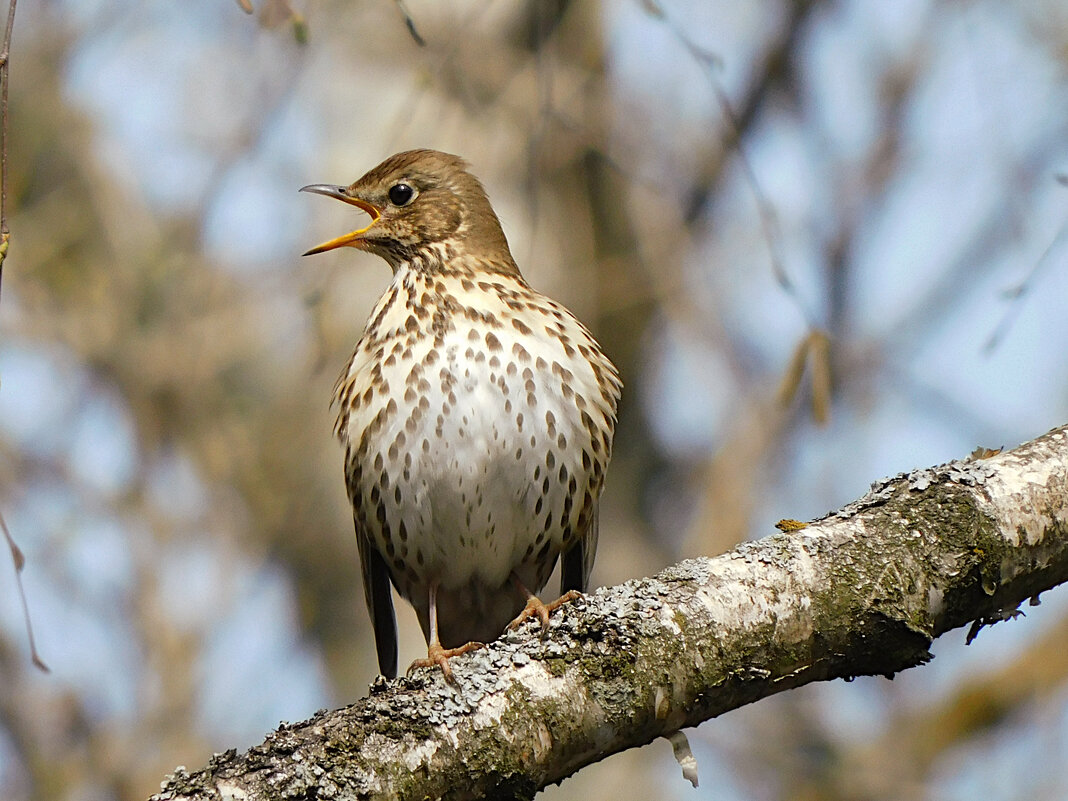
[
  {"left": 777, "top": 335, "right": 809, "bottom": 407},
  {"left": 808, "top": 329, "right": 831, "bottom": 425}
]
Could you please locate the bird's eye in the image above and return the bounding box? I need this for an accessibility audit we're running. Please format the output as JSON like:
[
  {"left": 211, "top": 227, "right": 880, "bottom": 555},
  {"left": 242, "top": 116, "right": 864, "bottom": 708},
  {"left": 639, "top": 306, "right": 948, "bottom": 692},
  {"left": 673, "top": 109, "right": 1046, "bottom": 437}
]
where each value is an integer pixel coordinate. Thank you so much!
[{"left": 388, "top": 183, "right": 415, "bottom": 206}]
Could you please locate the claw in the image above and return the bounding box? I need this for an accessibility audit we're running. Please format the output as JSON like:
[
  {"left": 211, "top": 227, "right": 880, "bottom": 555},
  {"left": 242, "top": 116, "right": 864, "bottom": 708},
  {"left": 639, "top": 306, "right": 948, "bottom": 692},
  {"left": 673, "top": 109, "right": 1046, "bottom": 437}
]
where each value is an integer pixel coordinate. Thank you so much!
[
  {"left": 407, "top": 640, "right": 483, "bottom": 683},
  {"left": 507, "top": 589, "right": 582, "bottom": 635}
]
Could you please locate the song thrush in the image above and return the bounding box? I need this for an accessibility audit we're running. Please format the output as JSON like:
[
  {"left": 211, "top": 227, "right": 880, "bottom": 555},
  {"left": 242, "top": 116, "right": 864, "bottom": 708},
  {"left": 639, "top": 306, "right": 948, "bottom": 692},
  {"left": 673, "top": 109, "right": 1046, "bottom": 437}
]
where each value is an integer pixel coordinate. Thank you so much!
[{"left": 301, "top": 150, "right": 621, "bottom": 679}]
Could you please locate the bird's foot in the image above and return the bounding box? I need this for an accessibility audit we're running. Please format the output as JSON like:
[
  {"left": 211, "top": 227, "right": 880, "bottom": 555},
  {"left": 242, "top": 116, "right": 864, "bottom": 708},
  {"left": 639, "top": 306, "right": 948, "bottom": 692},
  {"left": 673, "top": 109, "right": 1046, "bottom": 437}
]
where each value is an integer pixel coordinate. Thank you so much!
[
  {"left": 507, "top": 589, "right": 582, "bottom": 634},
  {"left": 406, "top": 640, "right": 483, "bottom": 683}
]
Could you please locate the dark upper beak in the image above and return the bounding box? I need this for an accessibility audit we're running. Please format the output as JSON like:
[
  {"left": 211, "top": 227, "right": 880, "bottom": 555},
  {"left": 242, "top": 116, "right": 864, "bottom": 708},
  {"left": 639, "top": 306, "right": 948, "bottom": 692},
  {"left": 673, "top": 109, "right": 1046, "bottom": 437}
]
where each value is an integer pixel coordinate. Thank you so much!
[{"left": 299, "top": 184, "right": 382, "bottom": 255}]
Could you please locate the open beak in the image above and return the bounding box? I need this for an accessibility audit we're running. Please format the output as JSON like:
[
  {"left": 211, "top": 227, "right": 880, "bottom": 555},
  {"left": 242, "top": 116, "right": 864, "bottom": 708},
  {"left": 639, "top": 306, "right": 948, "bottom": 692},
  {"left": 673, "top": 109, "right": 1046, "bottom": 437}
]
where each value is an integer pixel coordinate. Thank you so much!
[{"left": 300, "top": 184, "right": 381, "bottom": 255}]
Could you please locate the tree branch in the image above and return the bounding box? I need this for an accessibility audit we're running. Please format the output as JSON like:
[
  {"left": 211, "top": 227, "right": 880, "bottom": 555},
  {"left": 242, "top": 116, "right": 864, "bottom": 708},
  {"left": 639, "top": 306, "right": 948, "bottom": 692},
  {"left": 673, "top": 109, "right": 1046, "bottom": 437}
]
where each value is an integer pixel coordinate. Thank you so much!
[
  {"left": 0, "top": 0, "right": 16, "bottom": 291},
  {"left": 152, "top": 424, "right": 1068, "bottom": 801}
]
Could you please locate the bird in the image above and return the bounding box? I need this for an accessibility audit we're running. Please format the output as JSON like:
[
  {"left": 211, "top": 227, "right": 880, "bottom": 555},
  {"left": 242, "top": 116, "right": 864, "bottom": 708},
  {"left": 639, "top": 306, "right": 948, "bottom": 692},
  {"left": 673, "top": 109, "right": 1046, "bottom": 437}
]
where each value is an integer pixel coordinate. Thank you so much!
[{"left": 301, "top": 149, "right": 621, "bottom": 680}]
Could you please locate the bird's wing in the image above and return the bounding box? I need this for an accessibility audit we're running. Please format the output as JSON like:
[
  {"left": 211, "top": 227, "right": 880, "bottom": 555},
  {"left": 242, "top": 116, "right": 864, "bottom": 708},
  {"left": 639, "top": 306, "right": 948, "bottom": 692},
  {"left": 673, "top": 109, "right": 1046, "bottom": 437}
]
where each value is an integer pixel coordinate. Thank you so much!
[
  {"left": 560, "top": 500, "right": 599, "bottom": 594},
  {"left": 356, "top": 520, "right": 398, "bottom": 679}
]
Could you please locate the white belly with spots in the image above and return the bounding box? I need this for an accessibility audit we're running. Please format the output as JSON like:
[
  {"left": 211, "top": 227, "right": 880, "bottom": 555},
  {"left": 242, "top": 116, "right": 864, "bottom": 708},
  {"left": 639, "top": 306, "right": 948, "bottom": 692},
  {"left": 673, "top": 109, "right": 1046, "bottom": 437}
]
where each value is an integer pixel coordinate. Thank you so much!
[
  {"left": 336, "top": 268, "right": 618, "bottom": 632},
  {"left": 384, "top": 335, "right": 581, "bottom": 587}
]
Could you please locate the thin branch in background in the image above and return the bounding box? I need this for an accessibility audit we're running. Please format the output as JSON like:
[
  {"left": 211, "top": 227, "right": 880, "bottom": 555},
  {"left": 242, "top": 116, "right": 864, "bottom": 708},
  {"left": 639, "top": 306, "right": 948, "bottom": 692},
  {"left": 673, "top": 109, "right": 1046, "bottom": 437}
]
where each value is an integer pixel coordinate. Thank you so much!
[
  {"left": 0, "top": 1, "right": 38, "bottom": 674},
  {"left": 0, "top": 0, "right": 17, "bottom": 303},
  {"left": 706, "top": 62, "right": 804, "bottom": 319},
  {"left": 394, "top": 0, "right": 425, "bottom": 47},
  {"left": 644, "top": 3, "right": 815, "bottom": 329},
  {"left": 0, "top": 0, "right": 44, "bottom": 675},
  {"left": 639, "top": 0, "right": 666, "bottom": 17},
  {"left": 984, "top": 213, "right": 1068, "bottom": 354},
  {"left": 962, "top": 8, "right": 1029, "bottom": 245},
  {"left": 1, "top": 512, "right": 48, "bottom": 672}
]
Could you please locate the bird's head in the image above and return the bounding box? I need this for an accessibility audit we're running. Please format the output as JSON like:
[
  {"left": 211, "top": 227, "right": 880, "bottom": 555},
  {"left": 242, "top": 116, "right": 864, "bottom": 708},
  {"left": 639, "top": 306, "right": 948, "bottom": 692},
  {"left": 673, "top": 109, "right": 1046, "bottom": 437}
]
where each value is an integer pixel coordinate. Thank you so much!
[{"left": 301, "top": 149, "right": 518, "bottom": 276}]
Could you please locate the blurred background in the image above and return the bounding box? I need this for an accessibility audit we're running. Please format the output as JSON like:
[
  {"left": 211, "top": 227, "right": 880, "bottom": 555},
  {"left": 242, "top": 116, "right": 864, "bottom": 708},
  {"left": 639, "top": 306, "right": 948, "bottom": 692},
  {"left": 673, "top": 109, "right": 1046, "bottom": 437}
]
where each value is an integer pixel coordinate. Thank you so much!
[{"left": 1, "top": 0, "right": 1067, "bottom": 799}]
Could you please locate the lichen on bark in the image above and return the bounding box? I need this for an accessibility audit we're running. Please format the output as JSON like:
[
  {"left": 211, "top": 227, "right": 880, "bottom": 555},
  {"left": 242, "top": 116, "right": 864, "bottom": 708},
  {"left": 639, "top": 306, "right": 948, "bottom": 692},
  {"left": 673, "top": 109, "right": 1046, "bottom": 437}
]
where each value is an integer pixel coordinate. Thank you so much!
[{"left": 151, "top": 425, "right": 1068, "bottom": 801}]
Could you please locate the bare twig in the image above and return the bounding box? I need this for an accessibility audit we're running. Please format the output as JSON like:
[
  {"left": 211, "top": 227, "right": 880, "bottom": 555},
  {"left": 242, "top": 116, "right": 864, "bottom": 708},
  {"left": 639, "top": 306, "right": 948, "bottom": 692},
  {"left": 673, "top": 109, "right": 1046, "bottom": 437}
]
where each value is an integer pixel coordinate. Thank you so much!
[
  {"left": 642, "top": 2, "right": 814, "bottom": 328},
  {"left": 984, "top": 209, "right": 1068, "bottom": 354},
  {"left": 393, "top": 0, "right": 425, "bottom": 47},
  {"left": 0, "top": 0, "right": 17, "bottom": 302},
  {"left": 0, "top": 2, "right": 35, "bottom": 675},
  {"left": 0, "top": 512, "right": 48, "bottom": 672}
]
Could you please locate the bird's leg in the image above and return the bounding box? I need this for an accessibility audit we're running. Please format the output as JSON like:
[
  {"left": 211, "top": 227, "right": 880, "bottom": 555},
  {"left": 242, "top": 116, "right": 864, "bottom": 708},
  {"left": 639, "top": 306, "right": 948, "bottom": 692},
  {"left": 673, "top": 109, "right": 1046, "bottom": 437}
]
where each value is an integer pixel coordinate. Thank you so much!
[
  {"left": 506, "top": 573, "right": 582, "bottom": 634},
  {"left": 406, "top": 584, "right": 482, "bottom": 682}
]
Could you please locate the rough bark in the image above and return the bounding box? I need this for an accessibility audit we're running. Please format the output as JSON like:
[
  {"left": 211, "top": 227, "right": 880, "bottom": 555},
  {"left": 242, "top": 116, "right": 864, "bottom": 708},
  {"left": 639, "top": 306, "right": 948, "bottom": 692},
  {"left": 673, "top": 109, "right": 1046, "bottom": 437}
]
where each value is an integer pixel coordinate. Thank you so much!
[{"left": 152, "top": 424, "right": 1068, "bottom": 801}]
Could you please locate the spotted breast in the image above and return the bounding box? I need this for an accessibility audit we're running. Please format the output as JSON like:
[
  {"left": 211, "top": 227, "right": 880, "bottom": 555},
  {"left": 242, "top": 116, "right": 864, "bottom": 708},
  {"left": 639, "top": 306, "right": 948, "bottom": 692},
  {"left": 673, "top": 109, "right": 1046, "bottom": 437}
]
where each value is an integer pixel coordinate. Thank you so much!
[{"left": 302, "top": 150, "right": 620, "bottom": 678}]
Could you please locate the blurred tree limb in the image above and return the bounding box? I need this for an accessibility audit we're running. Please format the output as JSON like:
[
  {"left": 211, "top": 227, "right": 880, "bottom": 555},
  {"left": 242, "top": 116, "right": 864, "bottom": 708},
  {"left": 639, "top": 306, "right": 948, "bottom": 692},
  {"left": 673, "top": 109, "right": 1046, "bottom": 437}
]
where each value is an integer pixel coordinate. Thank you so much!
[
  {"left": 151, "top": 424, "right": 1068, "bottom": 800},
  {"left": 0, "top": 0, "right": 17, "bottom": 289},
  {"left": 0, "top": 0, "right": 44, "bottom": 680}
]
